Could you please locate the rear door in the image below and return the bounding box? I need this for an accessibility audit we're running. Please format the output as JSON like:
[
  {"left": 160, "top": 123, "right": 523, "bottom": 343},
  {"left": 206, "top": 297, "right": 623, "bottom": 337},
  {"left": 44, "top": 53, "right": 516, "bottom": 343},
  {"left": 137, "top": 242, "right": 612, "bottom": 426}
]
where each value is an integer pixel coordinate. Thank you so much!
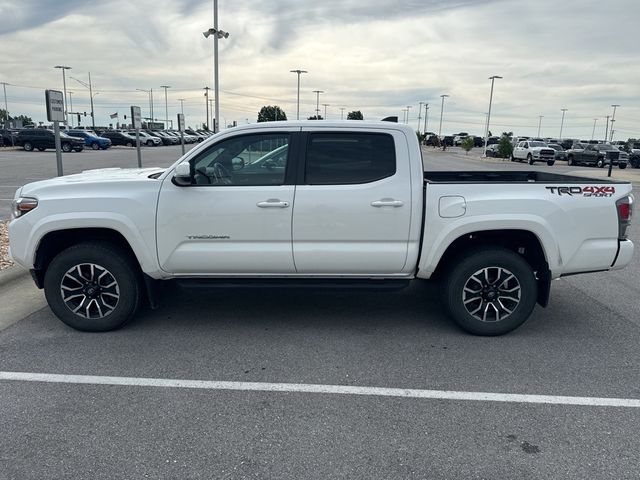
[{"left": 292, "top": 128, "right": 412, "bottom": 275}]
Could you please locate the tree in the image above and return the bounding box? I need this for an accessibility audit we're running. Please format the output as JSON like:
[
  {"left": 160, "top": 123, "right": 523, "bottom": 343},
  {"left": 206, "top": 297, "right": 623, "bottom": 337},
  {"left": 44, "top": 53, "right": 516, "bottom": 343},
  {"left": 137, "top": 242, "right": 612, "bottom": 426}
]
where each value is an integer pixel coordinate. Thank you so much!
[
  {"left": 497, "top": 135, "right": 514, "bottom": 159},
  {"left": 258, "top": 105, "right": 287, "bottom": 122},
  {"left": 0, "top": 109, "right": 33, "bottom": 126},
  {"left": 460, "top": 137, "right": 475, "bottom": 154},
  {"left": 307, "top": 115, "right": 323, "bottom": 120},
  {"left": 347, "top": 110, "right": 363, "bottom": 120}
]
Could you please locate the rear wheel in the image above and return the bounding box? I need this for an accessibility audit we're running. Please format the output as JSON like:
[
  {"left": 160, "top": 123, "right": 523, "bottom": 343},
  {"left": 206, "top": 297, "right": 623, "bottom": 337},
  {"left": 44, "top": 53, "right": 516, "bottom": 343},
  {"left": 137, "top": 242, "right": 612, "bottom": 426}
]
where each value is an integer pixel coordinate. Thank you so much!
[
  {"left": 62, "top": 142, "right": 72, "bottom": 153},
  {"left": 23, "top": 141, "right": 34, "bottom": 151},
  {"left": 596, "top": 158, "right": 605, "bottom": 168},
  {"left": 442, "top": 247, "right": 537, "bottom": 336},
  {"left": 91, "top": 142, "right": 100, "bottom": 150},
  {"left": 44, "top": 242, "right": 142, "bottom": 332},
  {"left": 567, "top": 155, "right": 574, "bottom": 166},
  {"left": 510, "top": 154, "right": 515, "bottom": 162},
  {"left": 619, "top": 163, "right": 627, "bottom": 169},
  {"left": 146, "top": 140, "right": 153, "bottom": 146},
  {"left": 126, "top": 141, "right": 133, "bottom": 147},
  {"left": 37, "top": 147, "right": 45, "bottom": 152},
  {"left": 527, "top": 154, "right": 534, "bottom": 165}
]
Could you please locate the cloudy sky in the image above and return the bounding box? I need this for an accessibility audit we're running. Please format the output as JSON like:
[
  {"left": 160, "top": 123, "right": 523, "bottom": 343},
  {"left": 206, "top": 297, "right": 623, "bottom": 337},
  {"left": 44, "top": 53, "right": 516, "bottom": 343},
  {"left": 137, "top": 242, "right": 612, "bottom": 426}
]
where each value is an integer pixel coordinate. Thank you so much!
[{"left": 1, "top": 0, "right": 638, "bottom": 139}]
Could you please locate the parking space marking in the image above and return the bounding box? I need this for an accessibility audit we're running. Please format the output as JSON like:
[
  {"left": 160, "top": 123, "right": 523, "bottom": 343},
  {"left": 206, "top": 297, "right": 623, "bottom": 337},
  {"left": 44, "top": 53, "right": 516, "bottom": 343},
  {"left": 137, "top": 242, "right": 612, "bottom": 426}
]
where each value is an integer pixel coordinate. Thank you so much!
[{"left": 1, "top": 371, "right": 640, "bottom": 408}]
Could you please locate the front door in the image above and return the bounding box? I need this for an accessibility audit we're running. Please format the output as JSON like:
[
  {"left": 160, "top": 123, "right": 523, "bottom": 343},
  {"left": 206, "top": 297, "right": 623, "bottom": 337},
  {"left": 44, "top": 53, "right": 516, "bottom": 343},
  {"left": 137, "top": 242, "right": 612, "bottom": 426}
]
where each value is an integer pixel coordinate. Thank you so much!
[
  {"left": 156, "top": 130, "right": 297, "bottom": 275},
  {"left": 292, "top": 129, "right": 412, "bottom": 275}
]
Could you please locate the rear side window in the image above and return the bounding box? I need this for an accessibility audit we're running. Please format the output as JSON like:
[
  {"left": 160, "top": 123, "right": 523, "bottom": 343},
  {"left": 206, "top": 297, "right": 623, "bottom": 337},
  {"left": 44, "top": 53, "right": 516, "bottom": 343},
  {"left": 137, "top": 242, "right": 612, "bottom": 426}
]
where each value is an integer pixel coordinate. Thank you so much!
[{"left": 305, "top": 132, "right": 396, "bottom": 185}]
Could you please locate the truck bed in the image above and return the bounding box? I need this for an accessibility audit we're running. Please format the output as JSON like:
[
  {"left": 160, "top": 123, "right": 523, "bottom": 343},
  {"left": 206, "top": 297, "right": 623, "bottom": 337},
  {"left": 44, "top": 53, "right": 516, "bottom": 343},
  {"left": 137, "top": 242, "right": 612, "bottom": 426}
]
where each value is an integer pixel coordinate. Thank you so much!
[{"left": 424, "top": 171, "right": 628, "bottom": 184}]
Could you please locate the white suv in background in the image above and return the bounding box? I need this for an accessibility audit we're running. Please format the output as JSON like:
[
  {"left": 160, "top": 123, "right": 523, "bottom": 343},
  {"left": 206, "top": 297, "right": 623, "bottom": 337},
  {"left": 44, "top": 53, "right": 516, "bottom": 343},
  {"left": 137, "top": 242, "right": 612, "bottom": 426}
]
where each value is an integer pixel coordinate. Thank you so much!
[{"left": 128, "top": 131, "right": 162, "bottom": 146}]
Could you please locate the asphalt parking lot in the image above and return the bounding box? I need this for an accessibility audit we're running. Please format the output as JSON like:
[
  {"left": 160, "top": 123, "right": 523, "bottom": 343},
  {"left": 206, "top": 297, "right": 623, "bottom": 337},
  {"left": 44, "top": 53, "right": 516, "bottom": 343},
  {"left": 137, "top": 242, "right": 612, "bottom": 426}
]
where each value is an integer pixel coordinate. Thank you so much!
[{"left": 1, "top": 145, "right": 639, "bottom": 479}]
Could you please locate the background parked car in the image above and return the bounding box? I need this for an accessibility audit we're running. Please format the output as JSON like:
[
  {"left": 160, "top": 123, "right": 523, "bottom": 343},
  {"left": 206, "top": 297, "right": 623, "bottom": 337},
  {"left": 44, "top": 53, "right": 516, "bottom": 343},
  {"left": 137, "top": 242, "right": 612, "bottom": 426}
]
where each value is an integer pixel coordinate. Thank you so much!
[
  {"left": 99, "top": 130, "right": 138, "bottom": 147},
  {"left": 485, "top": 143, "right": 501, "bottom": 157},
  {"left": 66, "top": 130, "right": 112, "bottom": 150},
  {"left": 547, "top": 143, "right": 566, "bottom": 161},
  {"left": 566, "top": 142, "right": 628, "bottom": 168},
  {"left": 128, "top": 131, "right": 161, "bottom": 146},
  {"left": 629, "top": 149, "right": 640, "bottom": 168},
  {"left": 0, "top": 128, "right": 19, "bottom": 146},
  {"left": 511, "top": 140, "right": 555, "bottom": 165},
  {"left": 16, "top": 129, "right": 84, "bottom": 152}
]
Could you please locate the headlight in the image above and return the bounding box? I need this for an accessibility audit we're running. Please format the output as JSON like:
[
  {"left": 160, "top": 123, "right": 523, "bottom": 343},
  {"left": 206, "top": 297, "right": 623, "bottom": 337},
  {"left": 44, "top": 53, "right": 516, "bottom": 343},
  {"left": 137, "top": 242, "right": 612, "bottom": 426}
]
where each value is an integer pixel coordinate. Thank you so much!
[{"left": 11, "top": 197, "right": 38, "bottom": 219}]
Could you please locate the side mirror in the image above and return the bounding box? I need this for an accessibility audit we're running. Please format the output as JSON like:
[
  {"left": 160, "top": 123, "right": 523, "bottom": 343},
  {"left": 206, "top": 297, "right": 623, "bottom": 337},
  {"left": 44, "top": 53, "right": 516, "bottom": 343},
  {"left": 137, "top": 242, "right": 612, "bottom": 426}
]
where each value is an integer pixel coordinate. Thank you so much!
[{"left": 173, "top": 161, "right": 192, "bottom": 186}]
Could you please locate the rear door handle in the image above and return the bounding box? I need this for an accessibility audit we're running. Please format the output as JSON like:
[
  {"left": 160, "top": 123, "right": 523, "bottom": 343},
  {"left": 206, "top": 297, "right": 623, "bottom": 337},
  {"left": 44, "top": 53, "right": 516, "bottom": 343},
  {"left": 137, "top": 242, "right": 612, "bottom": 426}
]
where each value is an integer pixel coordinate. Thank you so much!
[
  {"left": 257, "top": 199, "right": 290, "bottom": 208},
  {"left": 371, "top": 199, "right": 404, "bottom": 208}
]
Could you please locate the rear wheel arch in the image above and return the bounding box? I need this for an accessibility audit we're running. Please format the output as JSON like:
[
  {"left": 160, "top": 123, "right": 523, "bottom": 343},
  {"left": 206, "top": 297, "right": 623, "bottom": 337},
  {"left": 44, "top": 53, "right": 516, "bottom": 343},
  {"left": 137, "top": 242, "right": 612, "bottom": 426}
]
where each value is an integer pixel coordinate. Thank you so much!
[{"left": 431, "top": 229, "right": 551, "bottom": 307}]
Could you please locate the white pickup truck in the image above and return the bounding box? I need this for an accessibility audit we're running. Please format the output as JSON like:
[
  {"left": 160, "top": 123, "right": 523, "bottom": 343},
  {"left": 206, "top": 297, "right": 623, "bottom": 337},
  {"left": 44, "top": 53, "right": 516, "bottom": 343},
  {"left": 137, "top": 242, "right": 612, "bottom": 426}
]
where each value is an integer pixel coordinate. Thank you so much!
[
  {"left": 9, "top": 121, "right": 634, "bottom": 335},
  {"left": 512, "top": 140, "right": 557, "bottom": 166}
]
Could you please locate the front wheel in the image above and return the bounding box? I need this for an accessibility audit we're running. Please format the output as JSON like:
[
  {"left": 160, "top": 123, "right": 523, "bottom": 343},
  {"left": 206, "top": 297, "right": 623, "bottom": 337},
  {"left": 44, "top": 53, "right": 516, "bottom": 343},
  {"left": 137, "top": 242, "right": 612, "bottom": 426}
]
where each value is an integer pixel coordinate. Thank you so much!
[
  {"left": 37, "top": 147, "right": 45, "bottom": 152},
  {"left": 442, "top": 247, "right": 537, "bottom": 336},
  {"left": 91, "top": 142, "right": 100, "bottom": 150},
  {"left": 126, "top": 141, "right": 133, "bottom": 147},
  {"left": 567, "top": 155, "right": 574, "bottom": 166},
  {"left": 510, "top": 154, "right": 515, "bottom": 162},
  {"left": 146, "top": 140, "right": 153, "bottom": 146},
  {"left": 596, "top": 158, "right": 605, "bottom": 168},
  {"left": 527, "top": 154, "right": 534, "bottom": 165},
  {"left": 62, "top": 142, "right": 72, "bottom": 153},
  {"left": 23, "top": 141, "right": 34, "bottom": 151},
  {"left": 43, "top": 242, "right": 142, "bottom": 332},
  {"left": 547, "top": 160, "right": 555, "bottom": 166},
  {"left": 619, "top": 163, "right": 627, "bottom": 169}
]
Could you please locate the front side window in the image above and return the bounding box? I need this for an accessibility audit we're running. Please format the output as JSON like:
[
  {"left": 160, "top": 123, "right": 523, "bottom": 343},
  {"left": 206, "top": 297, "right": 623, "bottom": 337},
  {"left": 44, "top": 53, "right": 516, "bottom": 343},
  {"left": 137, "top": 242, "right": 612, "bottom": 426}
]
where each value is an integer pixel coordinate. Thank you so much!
[
  {"left": 191, "top": 133, "right": 290, "bottom": 186},
  {"left": 304, "top": 132, "right": 396, "bottom": 185}
]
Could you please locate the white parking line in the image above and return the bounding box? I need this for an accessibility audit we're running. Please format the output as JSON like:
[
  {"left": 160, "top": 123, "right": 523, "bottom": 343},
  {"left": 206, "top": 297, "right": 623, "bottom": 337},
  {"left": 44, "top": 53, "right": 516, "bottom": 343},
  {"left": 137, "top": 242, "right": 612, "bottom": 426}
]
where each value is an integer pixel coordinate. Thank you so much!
[{"left": 1, "top": 371, "right": 639, "bottom": 408}]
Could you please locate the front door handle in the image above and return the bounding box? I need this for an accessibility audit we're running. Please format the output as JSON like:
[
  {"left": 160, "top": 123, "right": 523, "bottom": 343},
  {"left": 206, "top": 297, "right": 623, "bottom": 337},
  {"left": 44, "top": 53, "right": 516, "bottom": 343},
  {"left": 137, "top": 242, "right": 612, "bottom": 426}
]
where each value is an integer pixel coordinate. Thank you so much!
[
  {"left": 257, "top": 199, "right": 290, "bottom": 208},
  {"left": 371, "top": 199, "right": 404, "bottom": 208}
]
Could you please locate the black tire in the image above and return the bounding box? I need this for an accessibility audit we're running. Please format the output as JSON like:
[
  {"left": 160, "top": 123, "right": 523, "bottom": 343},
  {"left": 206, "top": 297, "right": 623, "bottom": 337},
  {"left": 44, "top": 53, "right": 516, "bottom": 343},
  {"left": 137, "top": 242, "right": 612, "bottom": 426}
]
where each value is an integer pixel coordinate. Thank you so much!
[
  {"left": 37, "top": 147, "right": 45, "bottom": 152},
  {"left": 596, "top": 158, "right": 605, "bottom": 168},
  {"left": 546, "top": 160, "right": 555, "bottom": 166},
  {"left": 23, "top": 141, "right": 34, "bottom": 152},
  {"left": 91, "top": 142, "right": 100, "bottom": 150},
  {"left": 126, "top": 141, "right": 133, "bottom": 147},
  {"left": 510, "top": 154, "right": 515, "bottom": 162},
  {"left": 62, "top": 142, "right": 72, "bottom": 153},
  {"left": 43, "top": 242, "right": 142, "bottom": 332},
  {"left": 619, "top": 163, "right": 627, "bottom": 170},
  {"left": 146, "top": 140, "right": 153, "bottom": 146},
  {"left": 442, "top": 247, "right": 537, "bottom": 336},
  {"left": 75, "top": 147, "right": 84, "bottom": 152},
  {"left": 527, "top": 154, "right": 534, "bottom": 165},
  {"left": 567, "top": 155, "right": 574, "bottom": 166}
]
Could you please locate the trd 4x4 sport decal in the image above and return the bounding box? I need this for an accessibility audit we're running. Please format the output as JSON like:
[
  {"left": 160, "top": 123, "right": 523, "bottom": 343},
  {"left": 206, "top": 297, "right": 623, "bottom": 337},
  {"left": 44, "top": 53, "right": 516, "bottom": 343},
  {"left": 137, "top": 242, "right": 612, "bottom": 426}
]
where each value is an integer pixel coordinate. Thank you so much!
[{"left": 546, "top": 186, "right": 616, "bottom": 197}]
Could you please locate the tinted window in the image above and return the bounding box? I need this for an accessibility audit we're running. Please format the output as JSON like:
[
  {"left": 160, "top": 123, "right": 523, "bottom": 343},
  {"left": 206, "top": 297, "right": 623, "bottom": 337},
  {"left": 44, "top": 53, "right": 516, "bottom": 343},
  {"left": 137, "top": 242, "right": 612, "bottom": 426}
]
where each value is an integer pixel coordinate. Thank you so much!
[
  {"left": 191, "top": 133, "right": 290, "bottom": 186},
  {"left": 304, "top": 133, "right": 396, "bottom": 185}
]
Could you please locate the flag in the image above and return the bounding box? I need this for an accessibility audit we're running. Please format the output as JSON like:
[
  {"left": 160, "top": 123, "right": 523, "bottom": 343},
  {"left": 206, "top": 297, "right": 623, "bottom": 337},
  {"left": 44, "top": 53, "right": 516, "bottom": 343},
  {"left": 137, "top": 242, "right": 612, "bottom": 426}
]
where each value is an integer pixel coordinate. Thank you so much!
[{"left": 109, "top": 112, "right": 118, "bottom": 119}]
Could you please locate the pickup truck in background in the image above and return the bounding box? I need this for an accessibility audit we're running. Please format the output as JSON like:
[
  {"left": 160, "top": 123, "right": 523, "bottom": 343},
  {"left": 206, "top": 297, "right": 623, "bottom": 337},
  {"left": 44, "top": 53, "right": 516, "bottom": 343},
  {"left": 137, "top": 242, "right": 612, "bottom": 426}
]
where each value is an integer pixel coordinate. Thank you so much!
[
  {"left": 9, "top": 122, "right": 635, "bottom": 335},
  {"left": 511, "top": 140, "right": 556, "bottom": 165},
  {"left": 566, "top": 143, "right": 629, "bottom": 169}
]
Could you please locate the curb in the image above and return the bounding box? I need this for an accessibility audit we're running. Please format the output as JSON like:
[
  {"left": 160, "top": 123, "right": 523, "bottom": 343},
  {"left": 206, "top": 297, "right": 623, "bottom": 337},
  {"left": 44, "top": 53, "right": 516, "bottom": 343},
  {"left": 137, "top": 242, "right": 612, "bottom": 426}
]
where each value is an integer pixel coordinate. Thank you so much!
[{"left": 0, "top": 265, "right": 30, "bottom": 288}]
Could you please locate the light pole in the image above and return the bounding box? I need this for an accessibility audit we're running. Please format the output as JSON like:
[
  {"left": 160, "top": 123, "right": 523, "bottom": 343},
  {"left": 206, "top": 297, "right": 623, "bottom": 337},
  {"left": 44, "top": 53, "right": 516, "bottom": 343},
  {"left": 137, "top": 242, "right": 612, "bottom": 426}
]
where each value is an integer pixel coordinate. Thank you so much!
[
  {"left": 401, "top": 109, "right": 407, "bottom": 123},
  {"left": 71, "top": 73, "right": 97, "bottom": 129},
  {"left": 424, "top": 104, "right": 429, "bottom": 135},
  {"left": 323, "top": 103, "right": 330, "bottom": 120},
  {"left": 406, "top": 105, "right": 412, "bottom": 125},
  {"left": 483, "top": 75, "right": 502, "bottom": 156},
  {"left": 1, "top": 82, "right": 9, "bottom": 128},
  {"left": 160, "top": 85, "right": 171, "bottom": 128},
  {"left": 340, "top": 107, "right": 345, "bottom": 120},
  {"left": 604, "top": 115, "right": 610, "bottom": 142},
  {"left": 290, "top": 69, "right": 307, "bottom": 120},
  {"left": 203, "top": 87, "right": 210, "bottom": 130},
  {"left": 178, "top": 98, "right": 185, "bottom": 115},
  {"left": 537, "top": 115, "right": 544, "bottom": 137},
  {"left": 54, "top": 65, "right": 71, "bottom": 126},
  {"left": 559, "top": 108, "right": 568, "bottom": 140},
  {"left": 438, "top": 94, "right": 449, "bottom": 137},
  {"left": 136, "top": 88, "right": 152, "bottom": 121},
  {"left": 203, "top": 1, "right": 230, "bottom": 133},
  {"left": 313, "top": 90, "right": 324, "bottom": 119},
  {"left": 418, "top": 102, "right": 425, "bottom": 133},
  {"left": 591, "top": 118, "right": 598, "bottom": 140},
  {"left": 609, "top": 104, "right": 620, "bottom": 142},
  {"left": 68, "top": 91, "right": 74, "bottom": 127}
]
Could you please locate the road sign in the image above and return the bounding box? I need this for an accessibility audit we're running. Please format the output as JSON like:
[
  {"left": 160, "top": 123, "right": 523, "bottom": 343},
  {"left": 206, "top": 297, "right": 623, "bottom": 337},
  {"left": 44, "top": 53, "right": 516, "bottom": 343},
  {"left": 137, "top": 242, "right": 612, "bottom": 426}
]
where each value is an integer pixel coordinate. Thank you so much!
[
  {"left": 177, "top": 113, "right": 185, "bottom": 132},
  {"left": 45, "top": 90, "right": 65, "bottom": 122},
  {"left": 131, "top": 106, "right": 142, "bottom": 129}
]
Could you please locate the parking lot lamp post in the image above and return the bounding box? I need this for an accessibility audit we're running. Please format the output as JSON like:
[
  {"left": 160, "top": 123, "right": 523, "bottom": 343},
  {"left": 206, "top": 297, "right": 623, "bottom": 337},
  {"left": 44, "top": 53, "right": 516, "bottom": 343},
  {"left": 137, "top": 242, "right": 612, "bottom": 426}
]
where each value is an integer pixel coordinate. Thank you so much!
[
  {"left": 340, "top": 107, "right": 345, "bottom": 120},
  {"left": 609, "top": 105, "right": 620, "bottom": 142},
  {"left": 323, "top": 104, "right": 330, "bottom": 120},
  {"left": 424, "top": 104, "right": 429, "bottom": 134},
  {"left": 406, "top": 105, "right": 412, "bottom": 125},
  {"left": 418, "top": 102, "right": 425, "bottom": 133},
  {"left": 1, "top": 82, "right": 9, "bottom": 128},
  {"left": 559, "top": 108, "right": 568, "bottom": 140},
  {"left": 54, "top": 65, "right": 71, "bottom": 126},
  {"left": 483, "top": 75, "right": 502, "bottom": 156},
  {"left": 438, "top": 95, "right": 449, "bottom": 137},
  {"left": 537, "top": 115, "right": 543, "bottom": 137},
  {"left": 68, "top": 91, "right": 74, "bottom": 127},
  {"left": 203, "top": 1, "right": 230, "bottom": 133},
  {"left": 178, "top": 98, "right": 185, "bottom": 115},
  {"left": 604, "top": 115, "right": 610, "bottom": 142},
  {"left": 160, "top": 85, "right": 171, "bottom": 129},
  {"left": 290, "top": 70, "right": 307, "bottom": 120},
  {"left": 401, "top": 109, "right": 407, "bottom": 123},
  {"left": 313, "top": 90, "right": 324, "bottom": 119},
  {"left": 591, "top": 118, "right": 598, "bottom": 140}
]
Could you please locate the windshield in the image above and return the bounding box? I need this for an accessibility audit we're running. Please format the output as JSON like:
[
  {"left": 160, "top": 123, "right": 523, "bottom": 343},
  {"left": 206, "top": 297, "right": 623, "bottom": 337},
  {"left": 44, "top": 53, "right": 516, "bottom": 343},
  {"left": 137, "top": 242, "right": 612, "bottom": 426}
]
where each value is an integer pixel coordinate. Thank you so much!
[
  {"left": 597, "top": 144, "right": 616, "bottom": 151},
  {"left": 530, "top": 141, "right": 547, "bottom": 147}
]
